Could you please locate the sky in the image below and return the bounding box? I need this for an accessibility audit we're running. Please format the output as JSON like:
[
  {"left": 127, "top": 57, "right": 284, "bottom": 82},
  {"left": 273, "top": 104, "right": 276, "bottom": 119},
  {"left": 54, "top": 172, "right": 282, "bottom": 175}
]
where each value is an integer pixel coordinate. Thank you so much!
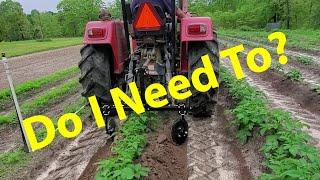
[{"left": 0, "top": 0, "right": 114, "bottom": 13}]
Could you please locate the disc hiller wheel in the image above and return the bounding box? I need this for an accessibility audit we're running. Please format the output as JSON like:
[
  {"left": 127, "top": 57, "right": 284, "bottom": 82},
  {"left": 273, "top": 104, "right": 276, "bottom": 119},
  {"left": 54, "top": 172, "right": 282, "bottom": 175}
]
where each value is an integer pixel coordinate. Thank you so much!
[
  {"left": 105, "top": 118, "right": 117, "bottom": 136},
  {"left": 171, "top": 118, "right": 189, "bottom": 145}
]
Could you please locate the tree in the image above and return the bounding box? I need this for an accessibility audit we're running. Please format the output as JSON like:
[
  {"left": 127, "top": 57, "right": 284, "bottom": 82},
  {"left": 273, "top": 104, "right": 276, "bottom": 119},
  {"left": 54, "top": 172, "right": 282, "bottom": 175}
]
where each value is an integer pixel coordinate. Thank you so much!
[
  {"left": 0, "top": 0, "right": 32, "bottom": 41},
  {"left": 41, "top": 12, "right": 63, "bottom": 38},
  {"left": 28, "top": 9, "right": 44, "bottom": 39},
  {"left": 107, "top": 0, "right": 122, "bottom": 19},
  {"left": 57, "top": 0, "right": 104, "bottom": 37}
]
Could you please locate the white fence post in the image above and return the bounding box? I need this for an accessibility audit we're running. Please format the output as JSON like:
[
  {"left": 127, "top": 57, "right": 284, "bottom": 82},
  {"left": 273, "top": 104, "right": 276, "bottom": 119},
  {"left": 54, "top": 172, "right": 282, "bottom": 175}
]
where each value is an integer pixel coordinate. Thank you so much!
[{"left": 2, "top": 53, "right": 31, "bottom": 153}]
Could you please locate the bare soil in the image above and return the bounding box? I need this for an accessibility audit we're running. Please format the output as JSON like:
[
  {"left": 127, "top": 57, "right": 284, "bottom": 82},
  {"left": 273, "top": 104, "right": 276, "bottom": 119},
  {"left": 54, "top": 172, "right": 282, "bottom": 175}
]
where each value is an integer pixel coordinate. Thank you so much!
[
  {"left": 79, "top": 141, "right": 113, "bottom": 180},
  {"left": 0, "top": 45, "right": 81, "bottom": 89},
  {"left": 138, "top": 113, "right": 188, "bottom": 180}
]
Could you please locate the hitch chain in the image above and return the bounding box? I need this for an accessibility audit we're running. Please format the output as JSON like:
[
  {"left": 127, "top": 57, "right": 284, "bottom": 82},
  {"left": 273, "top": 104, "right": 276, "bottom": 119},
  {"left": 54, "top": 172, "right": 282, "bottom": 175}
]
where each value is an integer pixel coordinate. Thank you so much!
[
  {"left": 102, "top": 104, "right": 112, "bottom": 116},
  {"left": 178, "top": 104, "right": 187, "bottom": 116}
]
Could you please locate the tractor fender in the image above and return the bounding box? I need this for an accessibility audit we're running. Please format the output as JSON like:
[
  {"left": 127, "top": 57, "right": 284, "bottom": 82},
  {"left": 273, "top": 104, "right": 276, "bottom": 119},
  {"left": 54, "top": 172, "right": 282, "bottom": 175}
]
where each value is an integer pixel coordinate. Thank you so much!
[
  {"left": 180, "top": 17, "right": 215, "bottom": 42},
  {"left": 83, "top": 20, "right": 129, "bottom": 74},
  {"left": 179, "top": 17, "right": 216, "bottom": 73}
]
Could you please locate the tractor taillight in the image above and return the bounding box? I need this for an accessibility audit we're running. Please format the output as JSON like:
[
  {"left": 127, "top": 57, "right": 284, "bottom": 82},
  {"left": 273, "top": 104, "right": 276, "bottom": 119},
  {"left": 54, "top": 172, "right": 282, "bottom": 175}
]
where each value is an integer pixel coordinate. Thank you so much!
[
  {"left": 88, "top": 28, "right": 106, "bottom": 38},
  {"left": 188, "top": 24, "right": 207, "bottom": 35},
  {"left": 133, "top": 3, "right": 162, "bottom": 31}
]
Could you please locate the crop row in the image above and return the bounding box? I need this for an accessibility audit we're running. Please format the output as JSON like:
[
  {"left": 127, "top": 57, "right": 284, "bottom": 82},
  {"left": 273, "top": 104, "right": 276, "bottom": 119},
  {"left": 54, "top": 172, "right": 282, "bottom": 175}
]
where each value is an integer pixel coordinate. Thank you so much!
[
  {"left": 0, "top": 78, "right": 80, "bottom": 125},
  {"left": 219, "top": 29, "right": 320, "bottom": 52},
  {"left": 220, "top": 35, "right": 316, "bottom": 68},
  {"left": 96, "top": 113, "right": 158, "bottom": 180},
  {"left": 220, "top": 67, "right": 320, "bottom": 179},
  {"left": 0, "top": 67, "right": 78, "bottom": 104}
]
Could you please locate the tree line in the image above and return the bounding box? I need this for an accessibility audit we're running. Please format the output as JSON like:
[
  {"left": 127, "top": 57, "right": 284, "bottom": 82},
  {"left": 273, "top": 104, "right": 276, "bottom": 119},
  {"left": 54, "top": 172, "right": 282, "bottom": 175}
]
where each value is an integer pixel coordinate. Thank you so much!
[
  {"left": 189, "top": 0, "right": 320, "bottom": 30},
  {"left": 0, "top": 0, "right": 104, "bottom": 42},
  {"left": 1, "top": 0, "right": 318, "bottom": 42}
]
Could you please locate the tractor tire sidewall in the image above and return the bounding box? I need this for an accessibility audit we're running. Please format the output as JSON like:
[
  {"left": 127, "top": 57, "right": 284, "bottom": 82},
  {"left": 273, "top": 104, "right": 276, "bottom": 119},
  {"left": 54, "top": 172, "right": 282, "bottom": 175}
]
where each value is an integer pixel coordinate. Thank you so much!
[
  {"left": 188, "top": 40, "right": 220, "bottom": 117},
  {"left": 79, "top": 45, "right": 113, "bottom": 103}
]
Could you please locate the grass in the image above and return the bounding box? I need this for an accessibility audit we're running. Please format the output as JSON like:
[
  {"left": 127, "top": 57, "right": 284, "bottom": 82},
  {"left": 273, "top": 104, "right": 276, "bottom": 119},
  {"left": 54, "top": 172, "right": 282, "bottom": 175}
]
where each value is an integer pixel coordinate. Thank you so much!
[
  {"left": 96, "top": 113, "right": 158, "bottom": 180},
  {"left": 0, "top": 37, "right": 82, "bottom": 59},
  {"left": 221, "top": 67, "right": 320, "bottom": 179},
  {"left": 0, "top": 149, "right": 29, "bottom": 178},
  {"left": 219, "top": 29, "right": 320, "bottom": 52},
  {"left": 0, "top": 78, "right": 80, "bottom": 125},
  {"left": 0, "top": 67, "right": 79, "bottom": 104}
]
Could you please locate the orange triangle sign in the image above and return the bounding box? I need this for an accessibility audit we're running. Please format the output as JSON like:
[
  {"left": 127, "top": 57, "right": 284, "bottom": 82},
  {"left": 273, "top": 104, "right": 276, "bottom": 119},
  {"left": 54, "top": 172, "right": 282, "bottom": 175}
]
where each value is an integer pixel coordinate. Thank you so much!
[{"left": 134, "top": 3, "right": 162, "bottom": 30}]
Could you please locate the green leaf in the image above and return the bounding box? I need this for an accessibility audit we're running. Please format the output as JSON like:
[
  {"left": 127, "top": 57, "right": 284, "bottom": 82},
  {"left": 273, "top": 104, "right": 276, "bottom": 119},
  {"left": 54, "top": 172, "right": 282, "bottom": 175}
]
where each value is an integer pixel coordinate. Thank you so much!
[{"left": 121, "top": 167, "right": 134, "bottom": 179}]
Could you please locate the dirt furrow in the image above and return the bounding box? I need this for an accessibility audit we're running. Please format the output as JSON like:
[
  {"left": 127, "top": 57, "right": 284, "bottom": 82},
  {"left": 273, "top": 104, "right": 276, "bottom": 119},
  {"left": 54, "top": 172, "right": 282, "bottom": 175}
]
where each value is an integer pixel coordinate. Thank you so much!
[
  {"left": 221, "top": 59, "right": 320, "bottom": 148},
  {"left": 187, "top": 88, "right": 264, "bottom": 179},
  {"left": 188, "top": 117, "right": 247, "bottom": 179},
  {"left": 0, "top": 45, "right": 81, "bottom": 89},
  {"left": 220, "top": 39, "right": 320, "bottom": 89},
  {"left": 35, "top": 123, "right": 108, "bottom": 180}
]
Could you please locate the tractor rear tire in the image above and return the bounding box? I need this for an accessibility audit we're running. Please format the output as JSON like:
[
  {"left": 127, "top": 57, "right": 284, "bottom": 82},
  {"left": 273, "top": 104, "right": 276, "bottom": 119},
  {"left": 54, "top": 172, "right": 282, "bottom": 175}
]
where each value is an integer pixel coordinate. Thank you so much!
[
  {"left": 79, "top": 45, "right": 113, "bottom": 103},
  {"left": 188, "top": 40, "right": 220, "bottom": 117}
]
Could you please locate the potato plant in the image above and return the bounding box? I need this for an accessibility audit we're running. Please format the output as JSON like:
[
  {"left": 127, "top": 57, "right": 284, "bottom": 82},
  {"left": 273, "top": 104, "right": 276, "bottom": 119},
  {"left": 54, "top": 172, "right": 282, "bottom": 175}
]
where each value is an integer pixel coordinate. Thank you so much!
[{"left": 221, "top": 67, "right": 320, "bottom": 179}]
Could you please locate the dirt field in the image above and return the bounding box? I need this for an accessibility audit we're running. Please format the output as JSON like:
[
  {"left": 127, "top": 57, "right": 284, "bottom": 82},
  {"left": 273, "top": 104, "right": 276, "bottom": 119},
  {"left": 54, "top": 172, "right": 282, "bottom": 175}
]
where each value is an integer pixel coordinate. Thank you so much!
[{"left": 0, "top": 45, "right": 81, "bottom": 89}]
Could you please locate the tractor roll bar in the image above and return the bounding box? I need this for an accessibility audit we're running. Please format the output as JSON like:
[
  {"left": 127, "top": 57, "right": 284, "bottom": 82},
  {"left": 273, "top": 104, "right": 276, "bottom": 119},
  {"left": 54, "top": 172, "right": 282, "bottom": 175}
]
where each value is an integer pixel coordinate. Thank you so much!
[
  {"left": 121, "top": 0, "right": 131, "bottom": 52},
  {"left": 171, "top": 0, "right": 176, "bottom": 73}
]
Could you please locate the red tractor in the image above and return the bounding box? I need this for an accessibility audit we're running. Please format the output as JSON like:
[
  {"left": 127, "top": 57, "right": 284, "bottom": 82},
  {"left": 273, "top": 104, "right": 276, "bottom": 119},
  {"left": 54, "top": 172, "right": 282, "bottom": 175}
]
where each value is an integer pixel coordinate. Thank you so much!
[{"left": 79, "top": 0, "right": 219, "bottom": 144}]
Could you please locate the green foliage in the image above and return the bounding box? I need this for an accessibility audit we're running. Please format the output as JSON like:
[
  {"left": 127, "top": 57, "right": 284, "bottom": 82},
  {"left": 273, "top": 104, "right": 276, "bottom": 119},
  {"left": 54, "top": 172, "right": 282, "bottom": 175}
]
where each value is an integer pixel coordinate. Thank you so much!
[
  {"left": 106, "top": 0, "right": 122, "bottom": 19},
  {"left": 0, "top": 149, "right": 29, "bottom": 178},
  {"left": 0, "top": 149, "right": 25, "bottom": 165},
  {"left": 0, "top": 37, "right": 82, "bottom": 57},
  {"left": 35, "top": 38, "right": 52, "bottom": 42},
  {"left": 220, "top": 67, "right": 320, "bottom": 179},
  {"left": 313, "top": 86, "right": 320, "bottom": 95},
  {"left": 285, "top": 69, "right": 302, "bottom": 81},
  {"left": 96, "top": 113, "right": 158, "bottom": 180},
  {"left": 0, "top": 78, "right": 80, "bottom": 125},
  {"left": 219, "top": 29, "right": 320, "bottom": 52},
  {"left": 0, "top": 67, "right": 78, "bottom": 103},
  {"left": 57, "top": 0, "right": 104, "bottom": 37},
  {"left": 190, "top": 0, "right": 320, "bottom": 30},
  {"left": 0, "top": 0, "right": 104, "bottom": 41},
  {"left": 271, "top": 63, "right": 285, "bottom": 74},
  {"left": 0, "top": 0, "right": 32, "bottom": 41},
  {"left": 296, "top": 56, "right": 313, "bottom": 65}
]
